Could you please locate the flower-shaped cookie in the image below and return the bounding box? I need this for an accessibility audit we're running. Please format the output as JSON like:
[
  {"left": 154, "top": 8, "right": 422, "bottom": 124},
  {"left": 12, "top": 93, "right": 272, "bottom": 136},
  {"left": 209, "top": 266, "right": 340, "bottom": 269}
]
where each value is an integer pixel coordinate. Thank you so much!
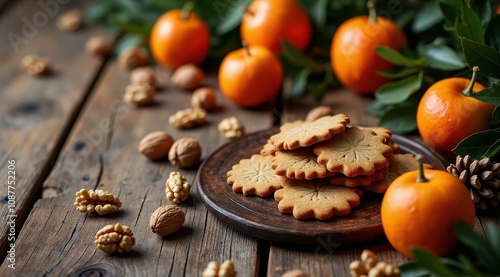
[
  {"left": 328, "top": 166, "right": 388, "bottom": 187},
  {"left": 274, "top": 179, "right": 363, "bottom": 220},
  {"left": 227, "top": 154, "right": 284, "bottom": 197},
  {"left": 270, "top": 114, "right": 350, "bottom": 150},
  {"left": 314, "top": 126, "right": 393, "bottom": 177},
  {"left": 272, "top": 147, "right": 336, "bottom": 180}
]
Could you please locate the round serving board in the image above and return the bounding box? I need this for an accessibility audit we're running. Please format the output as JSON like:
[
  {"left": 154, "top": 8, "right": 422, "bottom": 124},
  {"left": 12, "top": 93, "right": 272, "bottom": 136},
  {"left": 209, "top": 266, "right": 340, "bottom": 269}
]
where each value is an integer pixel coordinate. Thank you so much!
[{"left": 196, "top": 127, "right": 447, "bottom": 245}]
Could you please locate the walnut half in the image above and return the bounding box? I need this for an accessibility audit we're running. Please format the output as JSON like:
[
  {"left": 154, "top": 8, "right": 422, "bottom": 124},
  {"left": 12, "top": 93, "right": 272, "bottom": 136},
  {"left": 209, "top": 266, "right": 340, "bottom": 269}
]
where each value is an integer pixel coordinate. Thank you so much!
[
  {"left": 169, "top": 108, "right": 206, "bottom": 129},
  {"left": 74, "top": 189, "right": 122, "bottom": 215},
  {"left": 202, "top": 260, "right": 237, "bottom": 277},
  {"left": 94, "top": 223, "right": 135, "bottom": 253},
  {"left": 165, "top": 171, "right": 192, "bottom": 204}
]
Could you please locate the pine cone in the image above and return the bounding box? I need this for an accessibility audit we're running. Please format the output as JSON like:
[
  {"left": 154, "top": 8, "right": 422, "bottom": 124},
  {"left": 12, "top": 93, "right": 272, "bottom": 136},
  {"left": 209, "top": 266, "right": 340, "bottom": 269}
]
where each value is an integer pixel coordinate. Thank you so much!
[{"left": 447, "top": 155, "right": 500, "bottom": 211}]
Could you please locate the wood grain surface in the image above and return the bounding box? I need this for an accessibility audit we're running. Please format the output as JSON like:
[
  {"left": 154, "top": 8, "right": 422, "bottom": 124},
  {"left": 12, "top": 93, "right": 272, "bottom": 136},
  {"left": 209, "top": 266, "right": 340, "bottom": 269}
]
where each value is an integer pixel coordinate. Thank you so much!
[{"left": 0, "top": 1, "right": 498, "bottom": 276}]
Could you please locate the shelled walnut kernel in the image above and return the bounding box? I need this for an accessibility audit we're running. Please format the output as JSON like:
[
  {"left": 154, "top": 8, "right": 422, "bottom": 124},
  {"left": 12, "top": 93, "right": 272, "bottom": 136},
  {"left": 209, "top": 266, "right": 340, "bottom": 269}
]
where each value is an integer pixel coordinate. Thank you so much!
[
  {"left": 124, "top": 83, "right": 155, "bottom": 106},
  {"left": 191, "top": 87, "right": 217, "bottom": 111},
  {"left": 168, "top": 137, "right": 202, "bottom": 168},
  {"left": 94, "top": 223, "right": 135, "bottom": 253},
  {"left": 119, "top": 48, "right": 149, "bottom": 69},
  {"left": 74, "top": 189, "right": 122, "bottom": 215},
  {"left": 138, "top": 131, "right": 174, "bottom": 160},
  {"left": 349, "top": 250, "right": 400, "bottom": 277},
  {"left": 56, "top": 9, "right": 83, "bottom": 31},
  {"left": 21, "top": 55, "right": 51, "bottom": 76},
  {"left": 149, "top": 205, "right": 185, "bottom": 236},
  {"left": 85, "top": 36, "right": 113, "bottom": 56},
  {"left": 218, "top": 117, "right": 244, "bottom": 139},
  {"left": 169, "top": 108, "right": 206, "bottom": 129},
  {"left": 165, "top": 172, "right": 192, "bottom": 204},
  {"left": 202, "top": 260, "right": 237, "bottom": 277},
  {"left": 171, "top": 64, "right": 204, "bottom": 90}
]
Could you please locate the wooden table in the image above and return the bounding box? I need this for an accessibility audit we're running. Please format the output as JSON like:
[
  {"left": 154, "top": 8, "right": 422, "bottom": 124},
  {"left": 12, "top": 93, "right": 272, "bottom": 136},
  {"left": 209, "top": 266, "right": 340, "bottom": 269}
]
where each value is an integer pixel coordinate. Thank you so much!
[{"left": 1, "top": 1, "right": 498, "bottom": 276}]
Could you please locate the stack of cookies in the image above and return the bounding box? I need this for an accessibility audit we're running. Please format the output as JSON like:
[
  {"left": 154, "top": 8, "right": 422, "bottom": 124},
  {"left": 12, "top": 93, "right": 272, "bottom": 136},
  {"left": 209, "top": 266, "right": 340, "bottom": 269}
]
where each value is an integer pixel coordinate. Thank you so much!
[{"left": 227, "top": 114, "right": 430, "bottom": 220}]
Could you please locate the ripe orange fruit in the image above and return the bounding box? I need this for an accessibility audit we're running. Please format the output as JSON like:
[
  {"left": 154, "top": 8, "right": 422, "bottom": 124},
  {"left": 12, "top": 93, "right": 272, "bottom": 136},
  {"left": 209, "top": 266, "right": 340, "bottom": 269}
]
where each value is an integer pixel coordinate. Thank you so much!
[
  {"left": 416, "top": 67, "right": 494, "bottom": 159},
  {"left": 381, "top": 157, "right": 476, "bottom": 259},
  {"left": 150, "top": 3, "right": 210, "bottom": 69},
  {"left": 218, "top": 43, "right": 283, "bottom": 107},
  {"left": 241, "top": 0, "right": 312, "bottom": 53},
  {"left": 330, "top": 2, "right": 407, "bottom": 94}
]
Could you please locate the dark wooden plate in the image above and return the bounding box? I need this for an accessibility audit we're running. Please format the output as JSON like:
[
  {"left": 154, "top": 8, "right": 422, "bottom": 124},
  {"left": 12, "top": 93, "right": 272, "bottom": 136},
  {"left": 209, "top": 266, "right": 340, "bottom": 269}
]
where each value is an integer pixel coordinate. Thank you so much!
[{"left": 196, "top": 128, "right": 447, "bottom": 245}]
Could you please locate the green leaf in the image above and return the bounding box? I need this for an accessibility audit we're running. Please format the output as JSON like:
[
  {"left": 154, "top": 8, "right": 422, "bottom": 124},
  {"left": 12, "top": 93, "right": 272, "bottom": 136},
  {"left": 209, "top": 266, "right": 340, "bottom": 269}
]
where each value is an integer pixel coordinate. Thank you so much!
[
  {"left": 469, "top": 82, "right": 500, "bottom": 106},
  {"left": 113, "top": 33, "right": 144, "bottom": 56},
  {"left": 215, "top": 0, "right": 251, "bottom": 35},
  {"left": 375, "top": 46, "right": 426, "bottom": 67},
  {"left": 412, "top": 1, "right": 443, "bottom": 33},
  {"left": 455, "top": 3, "right": 484, "bottom": 44},
  {"left": 453, "top": 130, "right": 500, "bottom": 159},
  {"left": 418, "top": 44, "right": 466, "bottom": 71},
  {"left": 486, "top": 222, "right": 500, "bottom": 265},
  {"left": 455, "top": 221, "right": 500, "bottom": 274},
  {"left": 460, "top": 37, "right": 500, "bottom": 79},
  {"left": 484, "top": 139, "right": 500, "bottom": 158},
  {"left": 310, "top": 0, "right": 327, "bottom": 29},
  {"left": 289, "top": 67, "right": 311, "bottom": 101},
  {"left": 280, "top": 40, "right": 313, "bottom": 68},
  {"left": 398, "top": 261, "right": 433, "bottom": 277},
  {"left": 366, "top": 100, "right": 390, "bottom": 116},
  {"left": 485, "top": 16, "right": 500, "bottom": 52},
  {"left": 439, "top": 2, "right": 461, "bottom": 25},
  {"left": 378, "top": 67, "right": 422, "bottom": 79},
  {"left": 378, "top": 103, "right": 418, "bottom": 134},
  {"left": 491, "top": 106, "right": 500, "bottom": 125},
  {"left": 375, "top": 73, "right": 423, "bottom": 105},
  {"left": 411, "top": 248, "right": 455, "bottom": 277},
  {"left": 85, "top": 2, "right": 115, "bottom": 22}
]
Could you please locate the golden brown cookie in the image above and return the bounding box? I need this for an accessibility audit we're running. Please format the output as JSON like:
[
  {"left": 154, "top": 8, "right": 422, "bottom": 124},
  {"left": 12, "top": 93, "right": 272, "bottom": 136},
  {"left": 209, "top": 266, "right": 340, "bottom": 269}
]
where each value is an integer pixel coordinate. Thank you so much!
[
  {"left": 314, "top": 126, "right": 393, "bottom": 177},
  {"left": 271, "top": 147, "right": 336, "bottom": 180},
  {"left": 280, "top": 120, "right": 305, "bottom": 131},
  {"left": 260, "top": 139, "right": 277, "bottom": 156},
  {"left": 274, "top": 178, "right": 363, "bottom": 220},
  {"left": 227, "top": 154, "right": 284, "bottom": 197},
  {"left": 270, "top": 114, "right": 350, "bottom": 151},
  {"left": 328, "top": 166, "right": 389, "bottom": 187},
  {"left": 359, "top": 126, "right": 400, "bottom": 154},
  {"left": 363, "top": 153, "right": 433, "bottom": 194}
]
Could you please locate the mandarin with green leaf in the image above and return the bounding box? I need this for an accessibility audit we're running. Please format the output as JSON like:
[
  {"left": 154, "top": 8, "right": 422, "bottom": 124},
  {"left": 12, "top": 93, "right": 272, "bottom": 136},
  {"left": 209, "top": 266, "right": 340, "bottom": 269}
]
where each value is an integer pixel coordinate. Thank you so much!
[
  {"left": 330, "top": 1, "right": 407, "bottom": 94},
  {"left": 416, "top": 66, "right": 494, "bottom": 159}
]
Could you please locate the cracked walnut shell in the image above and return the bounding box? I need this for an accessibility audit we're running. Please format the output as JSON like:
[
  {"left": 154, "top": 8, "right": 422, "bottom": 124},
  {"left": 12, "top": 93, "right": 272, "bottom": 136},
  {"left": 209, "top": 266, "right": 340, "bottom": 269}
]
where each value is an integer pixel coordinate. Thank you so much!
[
  {"left": 168, "top": 137, "right": 202, "bottom": 168},
  {"left": 165, "top": 172, "right": 192, "bottom": 204},
  {"left": 138, "top": 131, "right": 174, "bottom": 160},
  {"left": 94, "top": 223, "right": 135, "bottom": 253},
  {"left": 21, "top": 55, "right": 51, "bottom": 76},
  {"left": 149, "top": 205, "right": 185, "bottom": 236},
  {"left": 218, "top": 117, "right": 245, "bottom": 139},
  {"left": 169, "top": 108, "right": 206, "bottom": 129},
  {"left": 124, "top": 83, "right": 155, "bottom": 106},
  {"left": 74, "top": 189, "right": 122, "bottom": 215}
]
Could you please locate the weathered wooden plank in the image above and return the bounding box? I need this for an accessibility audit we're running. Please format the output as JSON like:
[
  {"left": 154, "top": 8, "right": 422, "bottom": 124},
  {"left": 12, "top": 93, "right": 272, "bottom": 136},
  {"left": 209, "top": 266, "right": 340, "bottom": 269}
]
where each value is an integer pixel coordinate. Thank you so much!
[
  {"left": 2, "top": 54, "right": 273, "bottom": 275},
  {"left": 0, "top": 0, "right": 113, "bottom": 262}
]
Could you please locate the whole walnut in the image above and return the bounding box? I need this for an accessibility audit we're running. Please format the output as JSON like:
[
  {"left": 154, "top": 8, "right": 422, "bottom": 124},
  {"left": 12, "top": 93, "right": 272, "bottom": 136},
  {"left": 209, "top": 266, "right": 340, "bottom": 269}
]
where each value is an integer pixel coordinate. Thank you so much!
[
  {"left": 86, "top": 36, "right": 113, "bottom": 56},
  {"left": 191, "top": 87, "right": 217, "bottom": 111},
  {"left": 138, "top": 131, "right": 174, "bottom": 160},
  {"left": 305, "top": 105, "right": 335, "bottom": 122},
  {"left": 119, "top": 48, "right": 149, "bottom": 69},
  {"left": 149, "top": 205, "right": 185, "bottom": 236},
  {"left": 168, "top": 137, "right": 202, "bottom": 168},
  {"left": 130, "top": 67, "right": 157, "bottom": 87},
  {"left": 171, "top": 64, "right": 204, "bottom": 90}
]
